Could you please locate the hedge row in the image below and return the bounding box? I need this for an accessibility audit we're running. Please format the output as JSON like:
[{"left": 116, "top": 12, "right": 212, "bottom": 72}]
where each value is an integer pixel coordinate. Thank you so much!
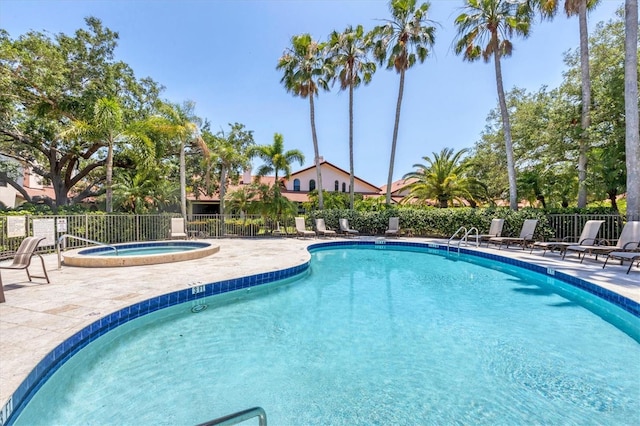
[{"left": 308, "top": 207, "right": 556, "bottom": 240}]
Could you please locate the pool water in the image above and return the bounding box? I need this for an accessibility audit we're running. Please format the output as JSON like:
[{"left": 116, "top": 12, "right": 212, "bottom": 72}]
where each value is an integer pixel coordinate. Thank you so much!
[
  {"left": 95, "top": 246, "right": 195, "bottom": 256},
  {"left": 14, "top": 247, "right": 640, "bottom": 425}
]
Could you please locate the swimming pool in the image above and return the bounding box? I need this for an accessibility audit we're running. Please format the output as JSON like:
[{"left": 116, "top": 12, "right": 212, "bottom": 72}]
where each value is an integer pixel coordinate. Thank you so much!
[
  {"left": 7, "top": 243, "right": 640, "bottom": 425},
  {"left": 62, "top": 241, "right": 219, "bottom": 267}
]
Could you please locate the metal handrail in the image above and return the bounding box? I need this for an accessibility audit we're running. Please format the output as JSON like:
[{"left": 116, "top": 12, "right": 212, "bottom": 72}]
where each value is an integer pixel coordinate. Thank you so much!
[
  {"left": 447, "top": 226, "right": 466, "bottom": 252},
  {"left": 197, "top": 407, "right": 267, "bottom": 426},
  {"left": 464, "top": 227, "right": 480, "bottom": 248},
  {"left": 447, "top": 226, "right": 480, "bottom": 252},
  {"left": 56, "top": 234, "right": 119, "bottom": 269}
]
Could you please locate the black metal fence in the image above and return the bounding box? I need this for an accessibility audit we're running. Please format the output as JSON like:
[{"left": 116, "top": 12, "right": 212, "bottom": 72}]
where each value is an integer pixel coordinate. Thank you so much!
[{"left": 0, "top": 213, "right": 633, "bottom": 254}]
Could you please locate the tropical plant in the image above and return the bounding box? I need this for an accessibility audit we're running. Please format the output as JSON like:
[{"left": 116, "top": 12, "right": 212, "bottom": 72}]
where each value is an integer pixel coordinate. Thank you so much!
[
  {"left": 277, "top": 34, "right": 331, "bottom": 209},
  {"left": 113, "top": 166, "right": 178, "bottom": 213},
  {"left": 402, "top": 147, "right": 484, "bottom": 208},
  {"left": 250, "top": 133, "right": 305, "bottom": 182},
  {"left": 327, "top": 24, "right": 377, "bottom": 210},
  {"left": 372, "top": 0, "right": 437, "bottom": 205},
  {"left": 454, "top": 0, "right": 532, "bottom": 210},
  {"left": 150, "top": 101, "right": 208, "bottom": 220},
  {"left": 203, "top": 122, "right": 255, "bottom": 215},
  {"left": 61, "top": 97, "right": 154, "bottom": 212},
  {"left": 226, "top": 185, "right": 257, "bottom": 219},
  {"left": 533, "top": 0, "right": 602, "bottom": 207}
]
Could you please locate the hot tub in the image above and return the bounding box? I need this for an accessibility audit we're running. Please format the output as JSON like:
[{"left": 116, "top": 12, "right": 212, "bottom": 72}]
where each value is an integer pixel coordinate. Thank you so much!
[{"left": 62, "top": 241, "right": 219, "bottom": 267}]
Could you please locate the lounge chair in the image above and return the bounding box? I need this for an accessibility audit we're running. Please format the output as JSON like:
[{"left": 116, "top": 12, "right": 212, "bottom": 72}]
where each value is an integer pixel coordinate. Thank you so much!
[
  {"left": 295, "top": 217, "right": 316, "bottom": 239},
  {"left": 479, "top": 219, "right": 505, "bottom": 246},
  {"left": 170, "top": 217, "right": 188, "bottom": 239},
  {"left": 488, "top": 219, "right": 538, "bottom": 250},
  {"left": 1, "top": 236, "right": 50, "bottom": 303},
  {"left": 564, "top": 221, "right": 639, "bottom": 263},
  {"left": 339, "top": 219, "right": 359, "bottom": 237},
  {"left": 315, "top": 218, "right": 336, "bottom": 237},
  {"left": 531, "top": 220, "right": 604, "bottom": 256},
  {"left": 602, "top": 251, "right": 640, "bottom": 274},
  {"left": 385, "top": 217, "right": 400, "bottom": 237}
]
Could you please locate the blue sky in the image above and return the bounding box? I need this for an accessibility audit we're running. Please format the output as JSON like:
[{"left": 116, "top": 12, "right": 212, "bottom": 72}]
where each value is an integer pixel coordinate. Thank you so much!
[{"left": 0, "top": 0, "right": 624, "bottom": 187}]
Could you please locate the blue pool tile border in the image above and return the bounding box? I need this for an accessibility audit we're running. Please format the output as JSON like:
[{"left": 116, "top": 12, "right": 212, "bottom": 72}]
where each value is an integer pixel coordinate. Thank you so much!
[
  {"left": 4, "top": 240, "right": 639, "bottom": 425},
  {"left": 3, "top": 261, "right": 309, "bottom": 426}
]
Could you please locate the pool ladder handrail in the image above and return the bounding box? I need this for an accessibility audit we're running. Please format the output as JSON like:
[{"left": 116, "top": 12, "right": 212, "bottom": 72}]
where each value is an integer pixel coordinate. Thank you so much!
[
  {"left": 56, "top": 234, "right": 119, "bottom": 269},
  {"left": 196, "top": 406, "right": 267, "bottom": 426},
  {"left": 447, "top": 226, "right": 480, "bottom": 252}
]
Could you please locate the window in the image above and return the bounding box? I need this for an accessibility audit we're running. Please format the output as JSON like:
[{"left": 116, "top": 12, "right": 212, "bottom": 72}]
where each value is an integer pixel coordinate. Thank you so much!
[
  {"left": 334, "top": 180, "right": 339, "bottom": 191},
  {"left": 293, "top": 179, "right": 300, "bottom": 191},
  {"left": 342, "top": 182, "right": 346, "bottom": 192},
  {"left": 309, "top": 179, "right": 316, "bottom": 191}
]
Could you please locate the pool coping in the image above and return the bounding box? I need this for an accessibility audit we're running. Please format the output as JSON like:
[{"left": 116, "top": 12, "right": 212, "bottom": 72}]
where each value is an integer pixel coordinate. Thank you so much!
[
  {"left": 62, "top": 241, "right": 220, "bottom": 267},
  {"left": 2, "top": 239, "right": 639, "bottom": 425}
]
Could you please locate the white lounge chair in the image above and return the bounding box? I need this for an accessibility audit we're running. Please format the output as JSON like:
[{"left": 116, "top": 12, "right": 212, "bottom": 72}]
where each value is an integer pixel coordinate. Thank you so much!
[
  {"left": 488, "top": 219, "right": 538, "bottom": 250},
  {"left": 564, "top": 221, "right": 639, "bottom": 263},
  {"left": 295, "top": 217, "right": 316, "bottom": 239},
  {"left": 385, "top": 217, "right": 400, "bottom": 237},
  {"left": 339, "top": 219, "right": 359, "bottom": 237},
  {"left": 170, "top": 217, "right": 188, "bottom": 239},
  {"left": 315, "top": 218, "right": 336, "bottom": 237},
  {"left": 531, "top": 220, "right": 604, "bottom": 256},
  {"left": 602, "top": 251, "right": 640, "bottom": 274},
  {"left": 1, "top": 236, "right": 50, "bottom": 303},
  {"left": 479, "top": 218, "right": 505, "bottom": 246}
]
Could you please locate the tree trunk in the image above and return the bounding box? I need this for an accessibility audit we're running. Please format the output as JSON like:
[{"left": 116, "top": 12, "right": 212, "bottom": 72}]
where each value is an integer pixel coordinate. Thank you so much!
[
  {"left": 180, "top": 139, "right": 187, "bottom": 220},
  {"left": 625, "top": 0, "right": 640, "bottom": 220},
  {"left": 577, "top": 0, "right": 591, "bottom": 208},
  {"left": 493, "top": 47, "right": 518, "bottom": 210},
  {"left": 608, "top": 189, "right": 619, "bottom": 212},
  {"left": 386, "top": 69, "right": 405, "bottom": 205},
  {"left": 105, "top": 139, "right": 113, "bottom": 213},
  {"left": 220, "top": 165, "right": 227, "bottom": 215},
  {"left": 309, "top": 95, "right": 324, "bottom": 210},
  {"left": 349, "top": 75, "right": 355, "bottom": 210}
]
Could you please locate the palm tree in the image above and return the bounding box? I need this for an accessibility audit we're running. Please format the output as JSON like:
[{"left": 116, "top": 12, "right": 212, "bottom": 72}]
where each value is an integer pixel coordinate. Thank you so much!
[
  {"left": 151, "top": 101, "right": 208, "bottom": 220},
  {"left": 61, "top": 97, "right": 154, "bottom": 213},
  {"left": 402, "top": 147, "right": 483, "bottom": 208},
  {"left": 113, "top": 166, "right": 178, "bottom": 213},
  {"left": 372, "top": 0, "right": 437, "bottom": 205},
  {"left": 533, "top": 0, "right": 601, "bottom": 207},
  {"left": 277, "top": 34, "right": 331, "bottom": 210},
  {"left": 250, "top": 133, "right": 305, "bottom": 182},
  {"left": 327, "top": 25, "right": 377, "bottom": 210},
  {"left": 203, "top": 123, "right": 254, "bottom": 215},
  {"left": 454, "top": 0, "right": 531, "bottom": 210},
  {"left": 624, "top": 0, "right": 639, "bottom": 220}
]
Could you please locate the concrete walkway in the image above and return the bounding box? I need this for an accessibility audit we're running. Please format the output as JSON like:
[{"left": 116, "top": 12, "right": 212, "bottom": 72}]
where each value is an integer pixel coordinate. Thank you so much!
[{"left": 0, "top": 237, "right": 638, "bottom": 409}]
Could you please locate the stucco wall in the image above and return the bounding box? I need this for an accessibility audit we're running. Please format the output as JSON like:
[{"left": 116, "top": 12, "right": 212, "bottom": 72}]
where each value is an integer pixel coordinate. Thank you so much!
[{"left": 284, "top": 165, "right": 377, "bottom": 193}]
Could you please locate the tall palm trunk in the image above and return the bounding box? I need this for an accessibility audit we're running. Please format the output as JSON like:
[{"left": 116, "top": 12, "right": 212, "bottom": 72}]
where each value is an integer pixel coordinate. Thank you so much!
[
  {"left": 106, "top": 139, "right": 114, "bottom": 213},
  {"left": 219, "top": 165, "right": 227, "bottom": 215},
  {"left": 348, "top": 71, "right": 355, "bottom": 210},
  {"left": 385, "top": 68, "right": 405, "bottom": 205},
  {"left": 309, "top": 94, "right": 324, "bottom": 210},
  {"left": 493, "top": 45, "right": 518, "bottom": 210},
  {"left": 179, "top": 139, "right": 187, "bottom": 219},
  {"left": 577, "top": 0, "right": 591, "bottom": 208},
  {"left": 625, "top": 0, "right": 640, "bottom": 220}
]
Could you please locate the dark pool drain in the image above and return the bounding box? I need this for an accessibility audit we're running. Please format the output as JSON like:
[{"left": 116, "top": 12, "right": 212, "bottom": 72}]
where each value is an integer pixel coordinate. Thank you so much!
[{"left": 191, "top": 304, "right": 208, "bottom": 313}]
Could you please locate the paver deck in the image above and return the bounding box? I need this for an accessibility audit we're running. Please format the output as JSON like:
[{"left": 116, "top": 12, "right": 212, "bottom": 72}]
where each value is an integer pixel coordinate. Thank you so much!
[{"left": 1, "top": 237, "right": 638, "bottom": 411}]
